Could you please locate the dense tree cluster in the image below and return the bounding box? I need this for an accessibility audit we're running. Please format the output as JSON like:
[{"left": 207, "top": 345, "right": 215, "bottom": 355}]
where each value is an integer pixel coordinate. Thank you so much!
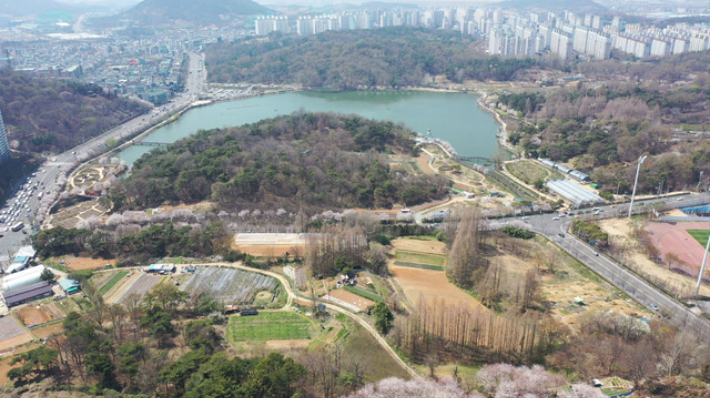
[
  {"left": 205, "top": 28, "right": 537, "bottom": 89},
  {"left": 507, "top": 53, "right": 710, "bottom": 194},
  {"left": 111, "top": 112, "right": 449, "bottom": 212},
  {"left": 571, "top": 221, "right": 609, "bottom": 246},
  {"left": 500, "top": 225, "right": 535, "bottom": 239},
  {"left": 498, "top": 92, "right": 546, "bottom": 116},
  {"left": 6, "top": 280, "right": 309, "bottom": 398},
  {"left": 547, "top": 309, "right": 710, "bottom": 395},
  {"left": 32, "top": 221, "right": 230, "bottom": 262},
  {"left": 0, "top": 69, "right": 149, "bottom": 153}
]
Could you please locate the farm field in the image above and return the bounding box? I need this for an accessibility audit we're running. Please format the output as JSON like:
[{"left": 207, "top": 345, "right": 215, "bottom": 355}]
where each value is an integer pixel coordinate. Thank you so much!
[
  {"left": 0, "top": 316, "right": 27, "bottom": 343},
  {"left": 390, "top": 238, "right": 482, "bottom": 311},
  {"left": 326, "top": 288, "right": 376, "bottom": 312},
  {"left": 16, "top": 302, "right": 65, "bottom": 327},
  {"left": 98, "top": 271, "right": 128, "bottom": 295},
  {"left": 394, "top": 250, "right": 446, "bottom": 266},
  {"left": 117, "top": 274, "right": 163, "bottom": 304},
  {"left": 0, "top": 317, "right": 33, "bottom": 353},
  {"left": 180, "top": 266, "right": 279, "bottom": 304},
  {"left": 393, "top": 261, "right": 443, "bottom": 271},
  {"left": 227, "top": 312, "right": 312, "bottom": 342},
  {"left": 389, "top": 262, "right": 483, "bottom": 311},
  {"left": 506, "top": 159, "right": 564, "bottom": 185},
  {"left": 64, "top": 256, "right": 114, "bottom": 271},
  {"left": 234, "top": 233, "right": 308, "bottom": 257},
  {"left": 392, "top": 236, "right": 447, "bottom": 255},
  {"left": 30, "top": 322, "right": 64, "bottom": 339},
  {"left": 343, "top": 285, "right": 382, "bottom": 303}
]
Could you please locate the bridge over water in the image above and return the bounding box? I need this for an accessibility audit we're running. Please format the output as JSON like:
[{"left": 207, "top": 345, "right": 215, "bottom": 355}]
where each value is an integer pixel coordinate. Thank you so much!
[
  {"left": 455, "top": 156, "right": 493, "bottom": 164},
  {"left": 132, "top": 141, "right": 170, "bottom": 147}
]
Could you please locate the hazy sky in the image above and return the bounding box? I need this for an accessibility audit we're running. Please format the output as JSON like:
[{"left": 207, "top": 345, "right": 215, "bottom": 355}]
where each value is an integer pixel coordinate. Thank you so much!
[{"left": 56, "top": 0, "right": 498, "bottom": 5}]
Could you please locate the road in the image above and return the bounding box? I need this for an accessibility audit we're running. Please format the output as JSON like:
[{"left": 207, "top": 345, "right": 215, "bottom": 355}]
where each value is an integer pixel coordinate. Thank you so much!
[
  {"left": 520, "top": 192, "right": 710, "bottom": 341},
  {"left": 209, "top": 262, "right": 419, "bottom": 379},
  {"left": 0, "top": 52, "right": 207, "bottom": 266}
]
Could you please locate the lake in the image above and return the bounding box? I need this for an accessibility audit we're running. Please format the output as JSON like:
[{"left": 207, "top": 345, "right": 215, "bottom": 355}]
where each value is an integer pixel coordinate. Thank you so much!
[{"left": 117, "top": 90, "right": 500, "bottom": 165}]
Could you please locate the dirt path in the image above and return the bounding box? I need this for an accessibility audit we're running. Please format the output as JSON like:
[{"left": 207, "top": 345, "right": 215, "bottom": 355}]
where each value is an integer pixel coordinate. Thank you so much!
[{"left": 203, "top": 262, "right": 419, "bottom": 379}]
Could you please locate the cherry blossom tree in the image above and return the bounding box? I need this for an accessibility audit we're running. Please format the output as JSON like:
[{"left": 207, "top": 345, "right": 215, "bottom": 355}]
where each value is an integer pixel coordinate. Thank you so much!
[{"left": 347, "top": 377, "right": 484, "bottom": 398}]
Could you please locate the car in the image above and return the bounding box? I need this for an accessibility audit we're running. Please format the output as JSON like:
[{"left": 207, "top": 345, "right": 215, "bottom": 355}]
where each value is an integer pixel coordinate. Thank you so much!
[
  {"left": 592, "top": 251, "right": 599, "bottom": 256},
  {"left": 558, "top": 233, "right": 565, "bottom": 238},
  {"left": 650, "top": 303, "right": 660, "bottom": 311},
  {"left": 0, "top": 234, "right": 4, "bottom": 238}
]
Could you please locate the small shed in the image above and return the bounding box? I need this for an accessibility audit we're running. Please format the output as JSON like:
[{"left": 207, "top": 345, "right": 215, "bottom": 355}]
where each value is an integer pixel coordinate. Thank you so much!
[
  {"left": 145, "top": 264, "right": 176, "bottom": 274},
  {"left": 240, "top": 308, "right": 259, "bottom": 316},
  {"left": 59, "top": 278, "right": 81, "bottom": 295}
]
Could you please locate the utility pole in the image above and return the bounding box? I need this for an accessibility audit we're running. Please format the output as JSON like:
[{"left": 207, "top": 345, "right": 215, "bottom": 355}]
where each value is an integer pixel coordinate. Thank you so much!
[
  {"left": 628, "top": 155, "right": 647, "bottom": 219},
  {"left": 697, "top": 232, "right": 710, "bottom": 296},
  {"left": 698, "top": 171, "right": 704, "bottom": 192}
]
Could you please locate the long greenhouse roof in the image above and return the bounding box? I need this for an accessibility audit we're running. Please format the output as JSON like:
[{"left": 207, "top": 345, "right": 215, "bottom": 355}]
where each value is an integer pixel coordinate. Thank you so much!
[{"left": 546, "top": 179, "right": 605, "bottom": 206}]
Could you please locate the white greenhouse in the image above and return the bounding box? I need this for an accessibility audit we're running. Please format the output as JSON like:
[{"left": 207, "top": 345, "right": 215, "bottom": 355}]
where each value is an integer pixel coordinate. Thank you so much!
[{"left": 2, "top": 265, "right": 46, "bottom": 292}]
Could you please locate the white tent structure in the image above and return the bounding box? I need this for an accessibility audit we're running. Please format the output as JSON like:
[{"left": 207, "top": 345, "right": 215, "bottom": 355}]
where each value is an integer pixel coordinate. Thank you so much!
[{"left": 2, "top": 265, "right": 46, "bottom": 292}]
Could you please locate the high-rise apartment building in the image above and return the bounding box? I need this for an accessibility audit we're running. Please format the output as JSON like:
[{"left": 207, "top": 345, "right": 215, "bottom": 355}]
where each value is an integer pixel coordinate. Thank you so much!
[{"left": 0, "top": 110, "right": 10, "bottom": 165}]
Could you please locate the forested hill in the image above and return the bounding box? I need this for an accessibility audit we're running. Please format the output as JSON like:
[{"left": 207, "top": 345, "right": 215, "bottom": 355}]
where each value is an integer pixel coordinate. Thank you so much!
[
  {"left": 0, "top": 70, "right": 149, "bottom": 153},
  {"left": 110, "top": 112, "right": 449, "bottom": 212},
  {"left": 111, "top": 0, "right": 271, "bottom": 25},
  {"left": 205, "top": 28, "right": 537, "bottom": 90}
]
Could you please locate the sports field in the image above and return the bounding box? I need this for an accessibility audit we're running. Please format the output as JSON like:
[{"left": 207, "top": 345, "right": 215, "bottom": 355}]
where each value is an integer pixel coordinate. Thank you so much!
[
  {"left": 226, "top": 312, "right": 312, "bottom": 342},
  {"left": 688, "top": 230, "right": 710, "bottom": 247}
]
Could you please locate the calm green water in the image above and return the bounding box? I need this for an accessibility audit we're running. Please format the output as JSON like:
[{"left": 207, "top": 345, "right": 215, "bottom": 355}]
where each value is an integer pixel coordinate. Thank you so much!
[{"left": 117, "top": 91, "right": 500, "bottom": 165}]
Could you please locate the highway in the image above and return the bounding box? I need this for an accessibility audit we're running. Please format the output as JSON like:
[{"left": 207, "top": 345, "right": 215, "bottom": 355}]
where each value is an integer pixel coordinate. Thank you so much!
[{"left": 0, "top": 52, "right": 207, "bottom": 266}]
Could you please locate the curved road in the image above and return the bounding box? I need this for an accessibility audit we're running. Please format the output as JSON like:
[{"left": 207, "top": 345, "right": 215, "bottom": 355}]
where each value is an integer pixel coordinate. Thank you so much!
[
  {"left": 522, "top": 193, "right": 710, "bottom": 341},
  {"left": 206, "top": 262, "right": 420, "bottom": 379}
]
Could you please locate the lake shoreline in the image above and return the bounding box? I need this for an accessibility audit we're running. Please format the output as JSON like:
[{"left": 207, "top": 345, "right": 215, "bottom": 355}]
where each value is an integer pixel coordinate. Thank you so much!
[{"left": 118, "top": 87, "right": 502, "bottom": 165}]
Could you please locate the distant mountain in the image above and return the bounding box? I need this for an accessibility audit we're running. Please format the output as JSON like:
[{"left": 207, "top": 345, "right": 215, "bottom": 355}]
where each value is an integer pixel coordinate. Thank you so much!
[
  {"left": 0, "top": 0, "right": 72, "bottom": 16},
  {"left": 116, "top": 0, "right": 271, "bottom": 25}
]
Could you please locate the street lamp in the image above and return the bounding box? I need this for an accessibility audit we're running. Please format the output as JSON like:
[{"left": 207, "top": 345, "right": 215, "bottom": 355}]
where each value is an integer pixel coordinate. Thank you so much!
[
  {"left": 628, "top": 155, "right": 648, "bottom": 219},
  {"left": 698, "top": 171, "right": 704, "bottom": 192},
  {"left": 697, "top": 232, "right": 710, "bottom": 296}
]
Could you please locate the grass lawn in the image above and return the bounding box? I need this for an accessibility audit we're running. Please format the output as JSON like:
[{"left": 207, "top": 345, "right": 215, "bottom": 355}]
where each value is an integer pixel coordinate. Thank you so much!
[
  {"left": 394, "top": 251, "right": 446, "bottom": 266},
  {"left": 688, "top": 229, "right": 710, "bottom": 246},
  {"left": 343, "top": 285, "right": 382, "bottom": 302},
  {"left": 97, "top": 271, "right": 128, "bottom": 295},
  {"left": 506, "top": 160, "right": 565, "bottom": 185},
  {"left": 393, "top": 261, "right": 444, "bottom": 271},
  {"left": 340, "top": 323, "right": 412, "bottom": 381},
  {"left": 227, "top": 312, "right": 312, "bottom": 342}
]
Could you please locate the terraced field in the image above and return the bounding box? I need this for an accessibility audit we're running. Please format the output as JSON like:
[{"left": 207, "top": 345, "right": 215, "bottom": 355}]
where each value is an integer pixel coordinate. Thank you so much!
[{"left": 180, "top": 266, "right": 279, "bottom": 304}]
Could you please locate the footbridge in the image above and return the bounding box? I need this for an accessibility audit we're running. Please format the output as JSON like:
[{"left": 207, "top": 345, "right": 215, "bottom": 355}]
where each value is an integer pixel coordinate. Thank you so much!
[{"left": 132, "top": 141, "right": 170, "bottom": 147}]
